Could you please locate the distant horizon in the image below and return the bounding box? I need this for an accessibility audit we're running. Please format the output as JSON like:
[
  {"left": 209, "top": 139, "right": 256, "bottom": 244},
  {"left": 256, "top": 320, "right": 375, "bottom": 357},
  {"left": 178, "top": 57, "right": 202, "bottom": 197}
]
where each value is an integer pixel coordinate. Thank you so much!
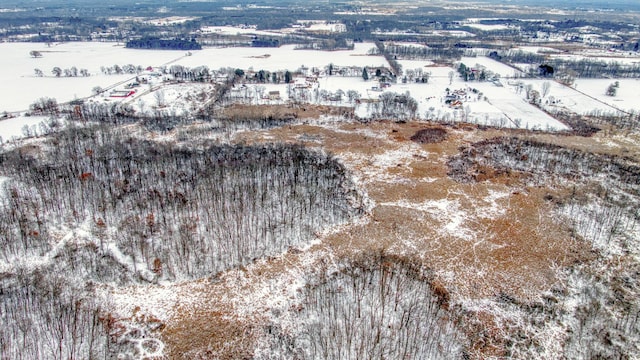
[
  {"left": 466, "top": 0, "right": 640, "bottom": 11},
  {"left": 3, "top": 0, "right": 640, "bottom": 12},
  {"left": 3, "top": 0, "right": 640, "bottom": 6}
]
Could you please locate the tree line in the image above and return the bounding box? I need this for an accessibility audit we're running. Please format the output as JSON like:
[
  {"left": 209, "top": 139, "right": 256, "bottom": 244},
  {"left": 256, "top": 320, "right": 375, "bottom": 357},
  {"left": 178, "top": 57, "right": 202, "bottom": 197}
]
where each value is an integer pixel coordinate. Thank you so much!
[
  {"left": 0, "top": 124, "right": 366, "bottom": 281},
  {"left": 0, "top": 123, "right": 367, "bottom": 357},
  {"left": 34, "top": 66, "right": 90, "bottom": 78},
  {"left": 496, "top": 50, "right": 640, "bottom": 78},
  {"left": 126, "top": 37, "right": 202, "bottom": 50},
  {"left": 383, "top": 43, "right": 464, "bottom": 61}
]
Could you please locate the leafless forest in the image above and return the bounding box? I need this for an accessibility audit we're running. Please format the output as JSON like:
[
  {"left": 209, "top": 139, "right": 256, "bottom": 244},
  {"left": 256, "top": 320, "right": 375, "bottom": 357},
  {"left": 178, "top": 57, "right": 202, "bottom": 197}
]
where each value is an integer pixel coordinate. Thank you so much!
[
  {"left": 261, "top": 253, "right": 468, "bottom": 359},
  {"left": 0, "top": 124, "right": 366, "bottom": 358}
]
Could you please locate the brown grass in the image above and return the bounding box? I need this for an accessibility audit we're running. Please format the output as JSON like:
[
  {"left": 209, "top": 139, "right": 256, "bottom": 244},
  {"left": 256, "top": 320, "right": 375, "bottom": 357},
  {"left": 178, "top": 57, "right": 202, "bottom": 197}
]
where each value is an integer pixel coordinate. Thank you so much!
[
  {"left": 221, "top": 103, "right": 354, "bottom": 121},
  {"left": 163, "top": 311, "right": 258, "bottom": 359},
  {"left": 142, "top": 118, "right": 616, "bottom": 358},
  {"left": 410, "top": 127, "right": 448, "bottom": 144}
]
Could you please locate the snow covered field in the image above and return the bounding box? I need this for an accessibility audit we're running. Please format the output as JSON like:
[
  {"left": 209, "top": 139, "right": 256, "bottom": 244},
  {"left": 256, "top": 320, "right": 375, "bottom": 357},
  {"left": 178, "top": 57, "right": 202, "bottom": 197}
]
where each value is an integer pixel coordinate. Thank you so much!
[
  {"left": 473, "top": 82, "right": 566, "bottom": 129},
  {"left": 460, "top": 56, "right": 524, "bottom": 77},
  {"left": 0, "top": 42, "right": 180, "bottom": 112},
  {"left": 504, "top": 78, "right": 640, "bottom": 116},
  {"left": 0, "top": 42, "right": 386, "bottom": 114},
  {"left": 199, "top": 25, "right": 289, "bottom": 37},
  {"left": 2, "top": 41, "right": 634, "bottom": 136},
  {"left": 573, "top": 78, "right": 640, "bottom": 113},
  {"left": 178, "top": 42, "right": 385, "bottom": 71},
  {"left": 552, "top": 53, "right": 640, "bottom": 66},
  {"left": 466, "top": 23, "right": 513, "bottom": 31},
  {"left": 0, "top": 115, "right": 52, "bottom": 141}
]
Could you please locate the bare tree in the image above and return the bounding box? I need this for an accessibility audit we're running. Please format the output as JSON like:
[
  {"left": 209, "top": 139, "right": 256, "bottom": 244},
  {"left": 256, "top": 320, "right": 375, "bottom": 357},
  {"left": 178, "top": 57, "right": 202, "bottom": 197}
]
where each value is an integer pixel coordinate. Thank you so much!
[
  {"left": 558, "top": 70, "right": 577, "bottom": 86},
  {"left": 606, "top": 81, "right": 619, "bottom": 97},
  {"left": 524, "top": 84, "right": 533, "bottom": 99},
  {"left": 154, "top": 90, "right": 166, "bottom": 108},
  {"left": 542, "top": 81, "right": 551, "bottom": 98},
  {"left": 266, "top": 255, "right": 467, "bottom": 359},
  {"left": 29, "top": 97, "right": 58, "bottom": 115},
  {"left": 347, "top": 90, "right": 361, "bottom": 103},
  {"left": 0, "top": 128, "right": 366, "bottom": 283},
  {"left": 137, "top": 98, "right": 146, "bottom": 114}
]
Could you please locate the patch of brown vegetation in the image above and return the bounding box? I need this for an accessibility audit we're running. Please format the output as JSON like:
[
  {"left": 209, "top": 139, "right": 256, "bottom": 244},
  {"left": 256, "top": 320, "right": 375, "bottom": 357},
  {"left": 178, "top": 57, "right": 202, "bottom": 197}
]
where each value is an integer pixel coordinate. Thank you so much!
[
  {"left": 410, "top": 127, "right": 448, "bottom": 144},
  {"left": 463, "top": 309, "right": 510, "bottom": 358},
  {"left": 474, "top": 164, "right": 526, "bottom": 185},
  {"left": 529, "top": 131, "right": 640, "bottom": 163},
  {"left": 163, "top": 310, "right": 258, "bottom": 360},
  {"left": 473, "top": 188, "right": 590, "bottom": 293},
  {"left": 221, "top": 103, "right": 353, "bottom": 121}
]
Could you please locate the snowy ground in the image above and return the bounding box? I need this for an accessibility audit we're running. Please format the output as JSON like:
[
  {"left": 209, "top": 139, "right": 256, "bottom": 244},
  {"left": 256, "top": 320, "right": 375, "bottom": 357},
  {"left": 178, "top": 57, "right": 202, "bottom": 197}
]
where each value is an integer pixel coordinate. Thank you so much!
[
  {"left": 123, "top": 82, "right": 217, "bottom": 116},
  {"left": 472, "top": 82, "right": 567, "bottom": 130},
  {"left": 572, "top": 78, "right": 640, "bottom": 113},
  {"left": 3, "top": 40, "right": 640, "bottom": 359},
  {"left": 516, "top": 46, "right": 563, "bottom": 54},
  {"left": 552, "top": 53, "right": 640, "bottom": 66},
  {"left": 0, "top": 115, "right": 53, "bottom": 142},
  {"left": 504, "top": 78, "right": 640, "bottom": 116},
  {"left": 176, "top": 42, "right": 386, "bottom": 71},
  {"left": 396, "top": 59, "right": 437, "bottom": 72},
  {"left": 0, "top": 42, "right": 181, "bottom": 113},
  {"left": 0, "top": 42, "right": 385, "bottom": 114},
  {"left": 220, "top": 71, "right": 567, "bottom": 130},
  {"left": 1, "top": 41, "right": 631, "bottom": 135},
  {"left": 199, "top": 25, "right": 289, "bottom": 37},
  {"left": 372, "top": 30, "right": 476, "bottom": 38},
  {"left": 466, "top": 23, "right": 513, "bottom": 31},
  {"left": 460, "top": 56, "right": 525, "bottom": 78}
]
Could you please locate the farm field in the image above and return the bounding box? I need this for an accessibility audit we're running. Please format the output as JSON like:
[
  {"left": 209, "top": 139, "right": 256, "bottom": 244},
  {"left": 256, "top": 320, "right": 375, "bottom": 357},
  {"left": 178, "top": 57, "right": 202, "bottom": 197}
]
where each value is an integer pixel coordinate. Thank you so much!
[
  {"left": 0, "top": 42, "right": 575, "bottom": 133},
  {"left": 3, "top": 41, "right": 640, "bottom": 145},
  {"left": 501, "top": 78, "right": 640, "bottom": 116},
  {"left": 573, "top": 78, "right": 640, "bottom": 112},
  {"left": 0, "top": 42, "right": 386, "bottom": 113}
]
